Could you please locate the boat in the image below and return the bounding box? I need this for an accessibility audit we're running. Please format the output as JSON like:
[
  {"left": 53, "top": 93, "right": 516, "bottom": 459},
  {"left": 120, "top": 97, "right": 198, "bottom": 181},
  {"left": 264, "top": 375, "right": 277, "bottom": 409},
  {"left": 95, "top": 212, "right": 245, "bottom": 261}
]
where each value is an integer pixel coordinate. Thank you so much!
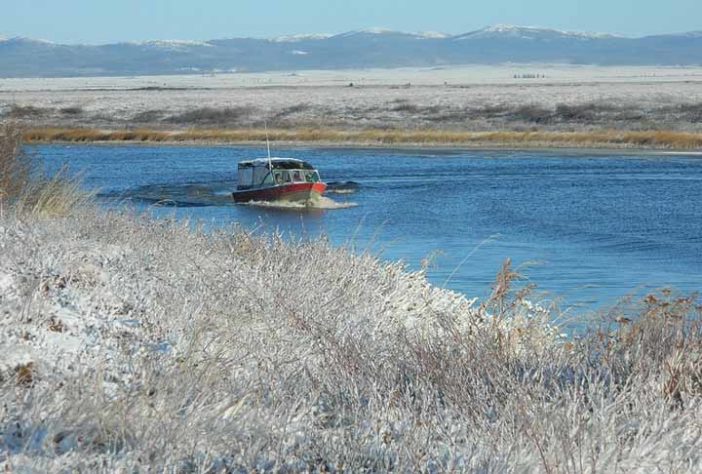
[{"left": 232, "top": 157, "right": 327, "bottom": 203}]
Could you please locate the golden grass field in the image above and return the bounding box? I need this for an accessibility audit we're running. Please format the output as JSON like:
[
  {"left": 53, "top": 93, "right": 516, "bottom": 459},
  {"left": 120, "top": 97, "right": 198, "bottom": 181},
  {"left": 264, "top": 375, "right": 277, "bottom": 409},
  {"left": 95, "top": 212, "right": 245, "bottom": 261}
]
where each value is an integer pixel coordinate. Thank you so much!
[{"left": 23, "top": 127, "right": 702, "bottom": 150}]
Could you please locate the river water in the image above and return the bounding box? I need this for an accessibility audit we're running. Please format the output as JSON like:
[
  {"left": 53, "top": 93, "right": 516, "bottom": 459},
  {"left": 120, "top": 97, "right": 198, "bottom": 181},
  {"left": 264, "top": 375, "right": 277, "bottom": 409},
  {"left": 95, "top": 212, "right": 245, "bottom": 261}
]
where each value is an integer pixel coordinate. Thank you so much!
[{"left": 33, "top": 144, "right": 702, "bottom": 312}]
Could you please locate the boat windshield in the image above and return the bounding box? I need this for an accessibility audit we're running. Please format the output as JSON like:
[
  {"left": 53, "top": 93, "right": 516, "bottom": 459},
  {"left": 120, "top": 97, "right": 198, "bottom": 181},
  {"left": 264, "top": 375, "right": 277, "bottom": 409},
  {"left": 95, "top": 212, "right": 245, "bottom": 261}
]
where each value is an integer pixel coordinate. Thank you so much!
[
  {"left": 271, "top": 160, "right": 315, "bottom": 170},
  {"left": 261, "top": 172, "right": 274, "bottom": 186},
  {"left": 305, "top": 171, "right": 320, "bottom": 183},
  {"left": 273, "top": 169, "right": 320, "bottom": 184}
]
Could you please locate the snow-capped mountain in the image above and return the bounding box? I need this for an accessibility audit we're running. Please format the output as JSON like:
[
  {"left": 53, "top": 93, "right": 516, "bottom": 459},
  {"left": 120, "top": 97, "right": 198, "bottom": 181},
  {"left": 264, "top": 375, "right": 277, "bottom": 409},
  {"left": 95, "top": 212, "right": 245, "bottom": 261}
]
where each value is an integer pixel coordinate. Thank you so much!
[
  {"left": 271, "top": 33, "right": 333, "bottom": 43},
  {"left": 0, "top": 36, "right": 56, "bottom": 45},
  {"left": 0, "top": 26, "right": 701, "bottom": 78},
  {"left": 417, "top": 31, "right": 450, "bottom": 39},
  {"left": 453, "top": 25, "right": 621, "bottom": 41},
  {"left": 130, "top": 40, "right": 213, "bottom": 48}
]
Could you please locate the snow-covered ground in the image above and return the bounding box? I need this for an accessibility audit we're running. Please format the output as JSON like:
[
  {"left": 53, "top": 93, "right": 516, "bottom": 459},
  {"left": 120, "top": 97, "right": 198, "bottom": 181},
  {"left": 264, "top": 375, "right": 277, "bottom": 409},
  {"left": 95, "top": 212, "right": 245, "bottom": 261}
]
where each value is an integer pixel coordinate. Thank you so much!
[
  {"left": 2, "top": 65, "right": 702, "bottom": 132},
  {"left": 2, "top": 205, "right": 701, "bottom": 471},
  {"left": 2, "top": 65, "right": 702, "bottom": 91}
]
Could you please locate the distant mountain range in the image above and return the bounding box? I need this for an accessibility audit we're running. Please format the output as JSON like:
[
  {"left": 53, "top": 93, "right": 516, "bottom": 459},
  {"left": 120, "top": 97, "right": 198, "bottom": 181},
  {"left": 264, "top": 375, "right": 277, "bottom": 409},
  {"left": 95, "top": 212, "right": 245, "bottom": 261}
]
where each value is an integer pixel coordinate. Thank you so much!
[{"left": 1, "top": 25, "right": 702, "bottom": 78}]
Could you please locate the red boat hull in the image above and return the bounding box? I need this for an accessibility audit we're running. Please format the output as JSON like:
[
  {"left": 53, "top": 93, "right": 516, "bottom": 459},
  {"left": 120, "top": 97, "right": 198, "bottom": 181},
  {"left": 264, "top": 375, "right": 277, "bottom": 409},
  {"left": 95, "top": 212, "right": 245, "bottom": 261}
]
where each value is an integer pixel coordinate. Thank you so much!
[{"left": 232, "top": 182, "right": 327, "bottom": 203}]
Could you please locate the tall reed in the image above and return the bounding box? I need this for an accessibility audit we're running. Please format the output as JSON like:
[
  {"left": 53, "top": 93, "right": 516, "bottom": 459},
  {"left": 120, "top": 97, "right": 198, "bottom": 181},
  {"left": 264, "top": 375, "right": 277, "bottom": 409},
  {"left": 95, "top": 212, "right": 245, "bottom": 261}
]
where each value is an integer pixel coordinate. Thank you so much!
[
  {"left": 0, "top": 122, "right": 29, "bottom": 210},
  {"left": 0, "top": 122, "right": 92, "bottom": 217}
]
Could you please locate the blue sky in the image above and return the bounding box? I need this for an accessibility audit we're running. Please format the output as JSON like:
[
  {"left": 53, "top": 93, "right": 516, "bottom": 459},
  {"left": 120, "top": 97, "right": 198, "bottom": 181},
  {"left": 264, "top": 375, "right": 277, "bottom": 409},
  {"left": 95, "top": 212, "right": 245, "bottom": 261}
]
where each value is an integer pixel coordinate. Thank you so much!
[{"left": 2, "top": 0, "right": 700, "bottom": 43}]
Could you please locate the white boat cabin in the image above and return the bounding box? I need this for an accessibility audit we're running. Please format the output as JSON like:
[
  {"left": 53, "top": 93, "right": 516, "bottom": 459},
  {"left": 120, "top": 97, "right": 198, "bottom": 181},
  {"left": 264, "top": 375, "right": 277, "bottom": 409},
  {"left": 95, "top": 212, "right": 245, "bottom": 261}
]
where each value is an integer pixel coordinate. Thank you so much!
[{"left": 237, "top": 158, "right": 321, "bottom": 190}]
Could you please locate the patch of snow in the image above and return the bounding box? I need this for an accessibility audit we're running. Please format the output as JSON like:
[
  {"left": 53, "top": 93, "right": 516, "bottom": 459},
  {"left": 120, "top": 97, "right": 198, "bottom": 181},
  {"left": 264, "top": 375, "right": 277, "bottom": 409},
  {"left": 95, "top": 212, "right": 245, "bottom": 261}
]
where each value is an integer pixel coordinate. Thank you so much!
[
  {"left": 0, "top": 344, "right": 34, "bottom": 377},
  {"left": 674, "top": 31, "right": 702, "bottom": 38},
  {"left": 553, "top": 28, "right": 624, "bottom": 39},
  {"left": 132, "top": 40, "right": 213, "bottom": 50},
  {"left": 114, "top": 318, "right": 142, "bottom": 329},
  {"left": 333, "top": 28, "right": 399, "bottom": 38},
  {"left": 0, "top": 272, "right": 16, "bottom": 296},
  {"left": 272, "top": 33, "right": 332, "bottom": 43},
  {"left": 416, "top": 31, "right": 450, "bottom": 39},
  {"left": 454, "top": 24, "right": 623, "bottom": 41},
  {"left": 359, "top": 27, "right": 397, "bottom": 35},
  {"left": 40, "top": 329, "right": 84, "bottom": 359},
  {"left": 485, "top": 24, "right": 529, "bottom": 34},
  {"left": 0, "top": 36, "right": 55, "bottom": 45}
]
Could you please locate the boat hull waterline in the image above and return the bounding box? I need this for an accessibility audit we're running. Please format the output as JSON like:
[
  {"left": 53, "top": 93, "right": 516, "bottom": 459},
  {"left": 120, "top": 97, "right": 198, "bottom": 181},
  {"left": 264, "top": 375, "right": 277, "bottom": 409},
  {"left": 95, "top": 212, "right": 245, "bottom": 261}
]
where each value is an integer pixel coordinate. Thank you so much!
[{"left": 232, "top": 182, "right": 327, "bottom": 203}]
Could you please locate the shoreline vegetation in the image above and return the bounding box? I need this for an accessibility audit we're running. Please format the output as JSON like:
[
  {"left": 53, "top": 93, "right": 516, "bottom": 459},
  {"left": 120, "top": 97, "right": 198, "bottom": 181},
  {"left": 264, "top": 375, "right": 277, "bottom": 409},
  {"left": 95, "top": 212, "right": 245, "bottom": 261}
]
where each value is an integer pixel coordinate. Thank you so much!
[
  {"left": 4, "top": 68, "right": 702, "bottom": 155},
  {"left": 3, "top": 122, "right": 702, "bottom": 470},
  {"left": 23, "top": 127, "right": 702, "bottom": 150}
]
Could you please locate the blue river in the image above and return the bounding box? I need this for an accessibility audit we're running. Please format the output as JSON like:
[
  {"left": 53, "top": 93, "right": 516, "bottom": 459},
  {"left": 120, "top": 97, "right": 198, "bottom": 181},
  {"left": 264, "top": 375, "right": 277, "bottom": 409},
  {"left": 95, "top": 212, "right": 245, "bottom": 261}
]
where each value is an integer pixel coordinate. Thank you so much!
[{"left": 33, "top": 144, "right": 702, "bottom": 312}]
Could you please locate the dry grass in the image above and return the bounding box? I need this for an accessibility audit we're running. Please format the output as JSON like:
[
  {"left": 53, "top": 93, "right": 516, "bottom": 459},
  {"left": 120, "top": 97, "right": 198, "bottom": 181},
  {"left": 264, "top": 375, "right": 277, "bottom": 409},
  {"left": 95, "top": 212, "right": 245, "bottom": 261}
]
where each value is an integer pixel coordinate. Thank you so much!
[
  {"left": 13, "top": 167, "right": 94, "bottom": 217},
  {"left": 7, "top": 89, "right": 702, "bottom": 135},
  {"left": 1, "top": 203, "right": 701, "bottom": 471},
  {"left": 6, "top": 105, "right": 49, "bottom": 119},
  {"left": 166, "top": 106, "right": 254, "bottom": 125},
  {"left": 1, "top": 122, "right": 92, "bottom": 217},
  {"left": 22, "top": 126, "right": 702, "bottom": 150},
  {"left": 23, "top": 128, "right": 172, "bottom": 142},
  {"left": 0, "top": 122, "right": 28, "bottom": 208}
]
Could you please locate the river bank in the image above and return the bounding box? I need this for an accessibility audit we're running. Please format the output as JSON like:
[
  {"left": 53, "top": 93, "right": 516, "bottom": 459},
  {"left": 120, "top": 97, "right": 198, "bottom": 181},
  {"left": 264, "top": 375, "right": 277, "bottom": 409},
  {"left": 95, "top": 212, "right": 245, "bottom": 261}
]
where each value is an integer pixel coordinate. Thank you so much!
[
  {"left": 4, "top": 67, "right": 702, "bottom": 148},
  {"left": 2, "top": 200, "right": 702, "bottom": 471},
  {"left": 6, "top": 66, "right": 702, "bottom": 153},
  {"left": 23, "top": 127, "right": 702, "bottom": 151}
]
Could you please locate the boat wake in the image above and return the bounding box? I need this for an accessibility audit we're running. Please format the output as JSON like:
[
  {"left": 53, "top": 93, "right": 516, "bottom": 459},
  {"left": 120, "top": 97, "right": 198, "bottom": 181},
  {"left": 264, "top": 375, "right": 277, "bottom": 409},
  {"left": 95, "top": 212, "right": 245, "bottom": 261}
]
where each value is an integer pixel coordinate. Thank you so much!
[
  {"left": 110, "top": 181, "right": 358, "bottom": 210},
  {"left": 107, "top": 182, "right": 235, "bottom": 208},
  {"left": 243, "top": 196, "right": 357, "bottom": 210},
  {"left": 326, "top": 181, "right": 360, "bottom": 195}
]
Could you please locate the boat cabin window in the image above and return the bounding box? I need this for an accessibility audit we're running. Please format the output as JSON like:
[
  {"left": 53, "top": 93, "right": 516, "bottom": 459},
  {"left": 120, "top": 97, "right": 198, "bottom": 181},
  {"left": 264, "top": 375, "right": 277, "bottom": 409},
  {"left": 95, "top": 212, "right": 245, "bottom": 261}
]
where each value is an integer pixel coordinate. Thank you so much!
[
  {"left": 261, "top": 172, "right": 274, "bottom": 186},
  {"left": 292, "top": 170, "right": 303, "bottom": 182},
  {"left": 237, "top": 167, "right": 254, "bottom": 189},
  {"left": 309, "top": 171, "right": 320, "bottom": 183},
  {"left": 238, "top": 161, "right": 275, "bottom": 189},
  {"left": 271, "top": 160, "right": 314, "bottom": 171},
  {"left": 282, "top": 171, "right": 291, "bottom": 183}
]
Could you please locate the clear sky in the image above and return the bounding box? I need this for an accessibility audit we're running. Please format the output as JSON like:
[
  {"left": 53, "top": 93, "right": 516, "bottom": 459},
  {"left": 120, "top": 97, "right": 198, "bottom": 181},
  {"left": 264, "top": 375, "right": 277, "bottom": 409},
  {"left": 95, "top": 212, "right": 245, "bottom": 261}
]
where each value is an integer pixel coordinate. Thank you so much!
[{"left": 1, "top": 0, "right": 700, "bottom": 43}]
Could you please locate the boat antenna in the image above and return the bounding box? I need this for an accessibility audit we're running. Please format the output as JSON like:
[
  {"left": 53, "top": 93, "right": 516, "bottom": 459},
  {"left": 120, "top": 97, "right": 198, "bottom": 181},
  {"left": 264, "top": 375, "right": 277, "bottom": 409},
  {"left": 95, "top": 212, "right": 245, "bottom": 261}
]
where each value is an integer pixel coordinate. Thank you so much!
[
  {"left": 265, "top": 120, "right": 273, "bottom": 175},
  {"left": 265, "top": 121, "right": 272, "bottom": 159}
]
